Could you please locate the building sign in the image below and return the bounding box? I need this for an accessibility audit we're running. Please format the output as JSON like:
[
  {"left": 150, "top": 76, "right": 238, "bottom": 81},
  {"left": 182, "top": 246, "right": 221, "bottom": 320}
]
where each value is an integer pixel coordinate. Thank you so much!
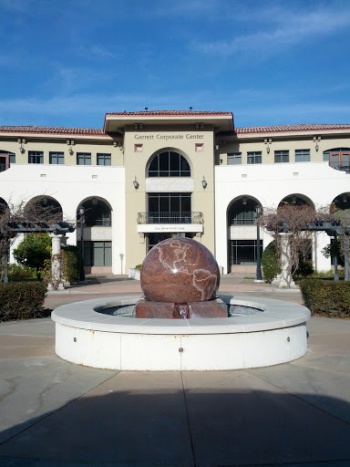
[
  {"left": 138, "top": 224, "right": 203, "bottom": 234},
  {"left": 134, "top": 133, "right": 204, "bottom": 141}
]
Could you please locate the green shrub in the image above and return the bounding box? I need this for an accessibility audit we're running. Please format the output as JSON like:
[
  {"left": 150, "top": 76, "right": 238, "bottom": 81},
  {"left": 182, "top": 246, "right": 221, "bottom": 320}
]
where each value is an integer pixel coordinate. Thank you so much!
[
  {"left": 293, "top": 258, "right": 314, "bottom": 280},
  {"left": 300, "top": 279, "right": 350, "bottom": 318},
  {"left": 62, "top": 246, "right": 80, "bottom": 284},
  {"left": 261, "top": 241, "right": 280, "bottom": 283},
  {"left": 0, "top": 282, "right": 48, "bottom": 322},
  {"left": 7, "top": 264, "right": 36, "bottom": 281}
]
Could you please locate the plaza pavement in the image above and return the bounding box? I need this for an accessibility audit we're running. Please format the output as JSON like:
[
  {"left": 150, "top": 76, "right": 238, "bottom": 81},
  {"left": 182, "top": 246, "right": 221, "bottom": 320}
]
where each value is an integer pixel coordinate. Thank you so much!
[{"left": 0, "top": 273, "right": 350, "bottom": 466}]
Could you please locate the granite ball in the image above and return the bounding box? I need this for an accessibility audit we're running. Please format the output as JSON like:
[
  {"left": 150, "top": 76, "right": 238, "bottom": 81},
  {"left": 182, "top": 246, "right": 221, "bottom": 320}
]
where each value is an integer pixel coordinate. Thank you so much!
[{"left": 140, "top": 237, "right": 220, "bottom": 303}]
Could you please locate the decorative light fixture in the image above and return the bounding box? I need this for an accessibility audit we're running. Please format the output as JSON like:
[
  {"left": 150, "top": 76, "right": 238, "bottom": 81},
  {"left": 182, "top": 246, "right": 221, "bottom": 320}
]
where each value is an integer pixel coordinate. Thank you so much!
[
  {"left": 133, "top": 176, "right": 139, "bottom": 189},
  {"left": 18, "top": 138, "right": 26, "bottom": 154},
  {"left": 202, "top": 176, "right": 207, "bottom": 189},
  {"left": 255, "top": 205, "right": 263, "bottom": 281},
  {"left": 264, "top": 138, "right": 272, "bottom": 154},
  {"left": 78, "top": 205, "right": 85, "bottom": 282},
  {"left": 67, "top": 140, "right": 75, "bottom": 155},
  {"left": 215, "top": 144, "right": 219, "bottom": 151},
  {"left": 313, "top": 136, "right": 321, "bottom": 151}
]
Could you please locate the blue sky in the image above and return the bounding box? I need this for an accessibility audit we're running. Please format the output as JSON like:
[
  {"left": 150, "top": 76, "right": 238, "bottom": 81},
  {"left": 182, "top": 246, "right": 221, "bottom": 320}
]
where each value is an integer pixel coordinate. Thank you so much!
[{"left": 0, "top": 0, "right": 349, "bottom": 129}]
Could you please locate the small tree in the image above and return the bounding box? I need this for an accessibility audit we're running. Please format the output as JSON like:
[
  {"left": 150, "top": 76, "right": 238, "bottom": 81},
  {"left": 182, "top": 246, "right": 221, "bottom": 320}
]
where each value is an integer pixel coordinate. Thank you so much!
[
  {"left": 13, "top": 233, "right": 52, "bottom": 280},
  {"left": 261, "top": 241, "right": 280, "bottom": 283}
]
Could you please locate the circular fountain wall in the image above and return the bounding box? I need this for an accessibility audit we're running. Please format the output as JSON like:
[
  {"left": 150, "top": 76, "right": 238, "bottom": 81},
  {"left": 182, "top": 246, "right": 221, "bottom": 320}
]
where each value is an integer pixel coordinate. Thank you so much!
[
  {"left": 52, "top": 238, "right": 310, "bottom": 371},
  {"left": 51, "top": 294, "right": 310, "bottom": 371}
]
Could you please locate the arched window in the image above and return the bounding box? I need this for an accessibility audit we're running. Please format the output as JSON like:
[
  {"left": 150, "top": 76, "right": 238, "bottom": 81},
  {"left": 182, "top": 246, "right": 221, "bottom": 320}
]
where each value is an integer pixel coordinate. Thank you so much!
[
  {"left": 227, "top": 197, "right": 257, "bottom": 225},
  {"left": 323, "top": 148, "right": 350, "bottom": 173},
  {"left": 148, "top": 151, "right": 190, "bottom": 177},
  {"left": 78, "top": 199, "right": 111, "bottom": 227}
]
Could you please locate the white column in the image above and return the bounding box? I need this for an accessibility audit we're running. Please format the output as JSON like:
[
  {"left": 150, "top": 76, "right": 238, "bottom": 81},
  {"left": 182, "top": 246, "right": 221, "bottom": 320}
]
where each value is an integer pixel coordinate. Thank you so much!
[
  {"left": 273, "top": 233, "right": 295, "bottom": 288},
  {"left": 49, "top": 234, "right": 65, "bottom": 290}
]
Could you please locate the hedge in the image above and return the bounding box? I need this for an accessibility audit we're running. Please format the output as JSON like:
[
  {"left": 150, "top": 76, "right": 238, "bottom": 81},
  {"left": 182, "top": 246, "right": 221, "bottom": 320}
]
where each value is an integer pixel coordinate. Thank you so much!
[
  {"left": 0, "top": 282, "right": 48, "bottom": 322},
  {"left": 299, "top": 279, "right": 350, "bottom": 318}
]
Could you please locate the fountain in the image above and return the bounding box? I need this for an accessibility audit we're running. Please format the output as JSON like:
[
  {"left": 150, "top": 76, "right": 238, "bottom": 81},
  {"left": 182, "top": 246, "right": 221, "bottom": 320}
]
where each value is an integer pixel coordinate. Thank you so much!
[{"left": 52, "top": 238, "right": 310, "bottom": 371}]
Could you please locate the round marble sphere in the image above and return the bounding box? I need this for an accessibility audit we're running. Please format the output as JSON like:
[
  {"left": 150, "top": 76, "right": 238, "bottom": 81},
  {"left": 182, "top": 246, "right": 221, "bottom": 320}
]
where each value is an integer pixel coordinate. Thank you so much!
[{"left": 140, "top": 237, "right": 220, "bottom": 303}]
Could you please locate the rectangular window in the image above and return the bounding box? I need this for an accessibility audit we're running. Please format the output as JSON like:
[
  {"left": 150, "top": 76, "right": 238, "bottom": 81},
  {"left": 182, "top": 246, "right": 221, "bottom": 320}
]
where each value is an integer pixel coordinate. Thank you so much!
[
  {"left": 9, "top": 153, "right": 16, "bottom": 164},
  {"left": 49, "top": 152, "right": 64, "bottom": 164},
  {"left": 295, "top": 149, "right": 310, "bottom": 162},
  {"left": 274, "top": 150, "right": 289, "bottom": 163},
  {"left": 77, "top": 153, "right": 91, "bottom": 165},
  {"left": 227, "top": 153, "right": 242, "bottom": 165},
  {"left": 97, "top": 153, "right": 111, "bottom": 166},
  {"left": 28, "top": 151, "right": 44, "bottom": 164},
  {"left": 147, "top": 193, "right": 191, "bottom": 223},
  {"left": 79, "top": 241, "right": 112, "bottom": 266},
  {"left": 247, "top": 151, "right": 262, "bottom": 164}
]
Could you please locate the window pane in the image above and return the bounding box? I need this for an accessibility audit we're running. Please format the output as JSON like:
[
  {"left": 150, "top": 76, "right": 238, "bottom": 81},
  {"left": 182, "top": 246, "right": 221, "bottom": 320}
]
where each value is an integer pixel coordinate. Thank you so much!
[
  {"left": 247, "top": 152, "right": 262, "bottom": 164},
  {"left": 49, "top": 152, "right": 64, "bottom": 164},
  {"left": 274, "top": 150, "right": 289, "bottom": 163},
  {"left": 227, "top": 153, "right": 242, "bottom": 165},
  {"left": 148, "top": 151, "right": 190, "bottom": 177},
  {"left": 97, "top": 153, "right": 111, "bottom": 165},
  {"left": 28, "top": 151, "right": 44, "bottom": 164},
  {"left": 77, "top": 153, "right": 91, "bottom": 165},
  {"left": 295, "top": 149, "right": 310, "bottom": 162}
]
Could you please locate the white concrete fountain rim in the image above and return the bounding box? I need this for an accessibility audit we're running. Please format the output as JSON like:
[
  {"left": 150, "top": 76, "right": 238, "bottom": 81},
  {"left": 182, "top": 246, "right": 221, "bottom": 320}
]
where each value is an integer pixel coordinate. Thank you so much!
[{"left": 51, "top": 294, "right": 310, "bottom": 335}]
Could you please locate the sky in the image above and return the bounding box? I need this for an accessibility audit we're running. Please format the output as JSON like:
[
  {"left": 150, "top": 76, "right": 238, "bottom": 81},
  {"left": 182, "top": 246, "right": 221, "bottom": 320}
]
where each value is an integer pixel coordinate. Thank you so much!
[{"left": 0, "top": 0, "right": 350, "bottom": 129}]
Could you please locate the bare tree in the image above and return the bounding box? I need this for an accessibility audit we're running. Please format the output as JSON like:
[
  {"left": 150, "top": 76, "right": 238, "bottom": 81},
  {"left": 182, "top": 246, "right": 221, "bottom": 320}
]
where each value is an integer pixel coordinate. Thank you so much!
[{"left": 260, "top": 204, "right": 319, "bottom": 287}]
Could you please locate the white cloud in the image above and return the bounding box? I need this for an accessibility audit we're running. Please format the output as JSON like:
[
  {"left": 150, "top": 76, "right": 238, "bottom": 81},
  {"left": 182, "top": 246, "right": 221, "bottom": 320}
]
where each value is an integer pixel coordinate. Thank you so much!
[{"left": 191, "top": 4, "right": 350, "bottom": 58}]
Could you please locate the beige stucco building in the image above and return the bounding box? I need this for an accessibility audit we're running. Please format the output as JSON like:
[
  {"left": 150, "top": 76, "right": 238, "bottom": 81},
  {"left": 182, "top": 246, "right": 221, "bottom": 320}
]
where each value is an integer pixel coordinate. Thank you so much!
[{"left": 0, "top": 110, "right": 349, "bottom": 275}]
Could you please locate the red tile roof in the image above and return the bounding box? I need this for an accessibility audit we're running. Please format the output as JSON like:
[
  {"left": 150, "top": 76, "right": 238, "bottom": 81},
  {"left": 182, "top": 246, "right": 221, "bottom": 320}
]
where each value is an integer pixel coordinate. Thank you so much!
[
  {"left": 105, "top": 110, "right": 233, "bottom": 117},
  {"left": 0, "top": 126, "right": 107, "bottom": 136},
  {"left": 236, "top": 123, "right": 350, "bottom": 134}
]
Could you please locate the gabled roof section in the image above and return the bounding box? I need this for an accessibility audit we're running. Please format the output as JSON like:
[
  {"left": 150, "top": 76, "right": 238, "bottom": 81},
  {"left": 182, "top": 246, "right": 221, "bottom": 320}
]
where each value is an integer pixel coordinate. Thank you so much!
[
  {"left": 104, "top": 110, "right": 234, "bottom": 134},
  {"left": 0, "top": 126, "right": 107, "bottom": 138},
  {"left": 236, "top": 123, "right": 350, "bottom": 135}
]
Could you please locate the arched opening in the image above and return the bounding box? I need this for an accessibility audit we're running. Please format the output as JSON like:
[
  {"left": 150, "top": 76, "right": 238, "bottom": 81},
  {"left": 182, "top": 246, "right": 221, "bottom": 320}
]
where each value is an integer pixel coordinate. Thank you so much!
[
  {"left": 25, "top": 196, "right": 63, "bottom": 223},
  {"left": 278, "top": 194, "right": 314, "bottom": 208},
  {"left": 227, "top": 196, "right": 263, "bottom": 271},
  {"left": 147, "top": 150, "right": 191, "bottom": 177},
  {"left": 144, "top": 149, "right": 194, "bottom": 251},
  {"left": 77, "top": 198, "right": 111, "bottom": 227},
  {"left": 76, "top": 198, "right": 112, "bottom": 272}
]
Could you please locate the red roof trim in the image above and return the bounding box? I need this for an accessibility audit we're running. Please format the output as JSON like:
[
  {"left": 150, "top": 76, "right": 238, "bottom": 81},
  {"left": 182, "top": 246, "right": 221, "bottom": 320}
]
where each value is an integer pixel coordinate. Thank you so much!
[
  {"left": 105, "top": 110, "right": 233, "bottom": 117},
  {"left": 0, "top": 126, "right": 107, "bottom": 136},
  {"left": 236, "top": 123, "right": 350, "bottom": 134}
]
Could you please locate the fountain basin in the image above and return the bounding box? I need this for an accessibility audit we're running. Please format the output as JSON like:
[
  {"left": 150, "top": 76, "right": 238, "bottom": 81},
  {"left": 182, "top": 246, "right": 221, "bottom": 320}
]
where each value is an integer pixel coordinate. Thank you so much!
[{"left": 51, "top": 295, "right": 310, "bottom": 371}]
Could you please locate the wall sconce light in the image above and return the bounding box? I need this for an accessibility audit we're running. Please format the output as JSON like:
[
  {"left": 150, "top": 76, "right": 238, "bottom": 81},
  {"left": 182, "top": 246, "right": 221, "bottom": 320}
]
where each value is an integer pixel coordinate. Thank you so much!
[
  {"left": 113, "top": 141, "right": 124, "bottom": 153},
  {"left": 201, "top": 176, "right": 208, "bottom": 189},
  {"left": 67, "top": 140, "right": 75, "bottom": 155},
  {"left": 264, "top": 138, "right": 272, "bottom": 154},
  {"left": 242, "top": 197, "right": 247, "bottom": 205},
  {"left": 313, "top": 136, "right": 321, "bottom": 151},
  {"left": 18, "top": 138, "right": 26, "bottom": 153},
  {"left": 215, "top": 144, "right": 219, "bottom": 151},
  {"left": 133, "top": 176, "right": 139, "bottom": 189}
]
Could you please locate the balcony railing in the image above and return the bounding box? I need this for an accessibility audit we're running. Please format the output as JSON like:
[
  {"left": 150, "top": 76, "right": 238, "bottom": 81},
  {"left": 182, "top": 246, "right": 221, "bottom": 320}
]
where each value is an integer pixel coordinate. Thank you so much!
[{"left": 137, "top": 211, "right": 203, "bottom": 224}]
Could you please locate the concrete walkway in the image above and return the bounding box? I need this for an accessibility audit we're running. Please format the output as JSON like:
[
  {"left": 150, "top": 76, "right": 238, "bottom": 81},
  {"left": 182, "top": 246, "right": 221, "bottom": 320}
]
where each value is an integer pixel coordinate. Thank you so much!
[{"left": 1, "top": 275, "right": 350, "bottom": 466}]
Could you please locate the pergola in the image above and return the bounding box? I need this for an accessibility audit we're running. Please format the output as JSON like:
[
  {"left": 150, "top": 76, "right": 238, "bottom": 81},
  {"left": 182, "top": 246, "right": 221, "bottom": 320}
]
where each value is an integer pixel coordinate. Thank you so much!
[{"left": 0, "top": 221, "right": 75, "bottom": 286}]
